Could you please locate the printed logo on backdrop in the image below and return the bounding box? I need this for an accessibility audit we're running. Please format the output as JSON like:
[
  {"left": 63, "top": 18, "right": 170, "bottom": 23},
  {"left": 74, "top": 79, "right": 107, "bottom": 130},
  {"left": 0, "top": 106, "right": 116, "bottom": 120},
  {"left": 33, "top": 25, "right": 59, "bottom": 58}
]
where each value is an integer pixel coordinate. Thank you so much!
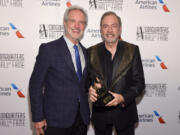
[
  {"left": 0, "top": 84, "right": 25, "bottom": 98},
  {"left": 41, "top": 0, "right": 61, "bottom": 7},
  {"left": 139, "top": 111, "right": 166, "bottom": 124},
  {"left": 66, "top": 0, "right": 72, "bottom": 7},
  {"left": 89, "top": 0, "right": 123, "bottom": 10},
  {"left": 153, "top": 111, "right": 166, "bottom": 124},
  {"left": 0, "top": 23, "right": 24, "bottom": 38},
  {"left": 0, "top": 26, "right": 10, "bottom": 37},
  {"left": 138, "top": 113, "right": 154, "bottom": 122},
  {"left": 145, "top": 83, "right": 167, "bottom": 97},
  {"left": 39, "top": 24, "right": 64, "bottom": 39},
  {"left": 142, "top": 56, "right": 167, "bottom": 69},
  {"left": 135, "top": 0, "right": 170, "bottom": 12},
  {"left": 155, "top": 56, "right": 167, "bottom": 69},
  {"left": 0, "top": 53, "right": 24, "bottom": 69},
  {"left": 0, "top": 0, "right": 23, "bottom": 7},
  {"left": 86, "top": 28, "right": 101, "bottom": 39},
  {"left": 9, "top": 23, "right": 24, "bottom": 38},
  {"left": 0, "top": 112, "right": 25, "bottom": 127},
  {"left": 136, "top": 26, "right": 169, "bottom": 41},
  {"left": 0, "top": 86, "right": 11, "bottom": 96},
  {"left": 11, "top": 83, "right": 25, "bottom": 98}
]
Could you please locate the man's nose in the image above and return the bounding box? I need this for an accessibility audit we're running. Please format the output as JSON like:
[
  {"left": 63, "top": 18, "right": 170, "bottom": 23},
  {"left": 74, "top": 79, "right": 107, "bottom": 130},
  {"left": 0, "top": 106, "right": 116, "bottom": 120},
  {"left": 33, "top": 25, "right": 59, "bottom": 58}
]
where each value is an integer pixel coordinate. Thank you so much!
[
  {"left": 107, "top": 26, "right": 113, "bottom": 32},
  {"left": 74, "top": 22, "right": 80, "bottom": 28}
]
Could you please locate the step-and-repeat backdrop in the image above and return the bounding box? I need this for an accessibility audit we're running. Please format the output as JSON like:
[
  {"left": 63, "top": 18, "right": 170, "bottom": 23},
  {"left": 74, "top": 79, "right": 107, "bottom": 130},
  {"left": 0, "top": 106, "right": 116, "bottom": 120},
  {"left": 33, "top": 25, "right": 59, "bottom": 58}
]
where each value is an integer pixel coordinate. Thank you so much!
[{"left": 1, "top": 0, "right": 180, "bottom": 135}]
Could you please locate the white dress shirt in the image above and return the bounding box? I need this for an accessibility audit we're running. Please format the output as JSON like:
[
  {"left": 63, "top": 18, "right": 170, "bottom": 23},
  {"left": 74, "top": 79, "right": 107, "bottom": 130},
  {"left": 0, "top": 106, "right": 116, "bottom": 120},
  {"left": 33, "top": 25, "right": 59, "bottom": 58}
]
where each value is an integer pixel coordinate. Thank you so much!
[{"left": 63, "top": 35, "right": 85, "bottom": 73}]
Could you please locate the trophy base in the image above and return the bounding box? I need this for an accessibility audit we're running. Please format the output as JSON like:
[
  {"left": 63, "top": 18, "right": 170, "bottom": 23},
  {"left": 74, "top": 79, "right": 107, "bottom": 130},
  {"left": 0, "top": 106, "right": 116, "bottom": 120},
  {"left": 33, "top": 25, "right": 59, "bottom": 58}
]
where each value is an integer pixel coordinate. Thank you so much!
[{"left": 94, "top": 93, "right": 114, "bottom": 107}]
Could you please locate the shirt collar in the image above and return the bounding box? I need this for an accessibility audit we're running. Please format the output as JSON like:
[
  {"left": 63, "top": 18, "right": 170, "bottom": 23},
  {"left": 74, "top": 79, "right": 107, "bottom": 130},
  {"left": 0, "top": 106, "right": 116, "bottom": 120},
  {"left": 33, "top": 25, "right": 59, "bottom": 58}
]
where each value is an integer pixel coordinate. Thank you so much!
[
  {"left": 63, "top": 35, "right": 79, "bottom": 48},
  {"left": 103, "top": 40, "right": 121, "bottom": 60}
]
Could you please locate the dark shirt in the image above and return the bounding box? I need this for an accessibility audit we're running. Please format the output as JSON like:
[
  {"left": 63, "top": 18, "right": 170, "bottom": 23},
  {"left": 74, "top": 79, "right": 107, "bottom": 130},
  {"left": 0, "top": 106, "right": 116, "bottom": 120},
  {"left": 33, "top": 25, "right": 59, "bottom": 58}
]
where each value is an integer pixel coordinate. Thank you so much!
[
  {"left": 101, "top": 43, "right": 122, "bottom": 124},
  {"left": 103, "top": 43, "right": 121, "bottom": 90}
]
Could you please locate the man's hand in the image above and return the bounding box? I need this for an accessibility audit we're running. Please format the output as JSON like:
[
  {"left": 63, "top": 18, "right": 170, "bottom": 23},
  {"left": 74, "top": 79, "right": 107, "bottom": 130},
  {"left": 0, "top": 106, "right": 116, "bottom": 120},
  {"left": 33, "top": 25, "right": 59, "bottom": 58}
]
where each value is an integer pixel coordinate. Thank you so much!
[
  {"left": 89, "top": 79, "right": 102, "bottom": 102},
  {"left": 89, "top": 85, "right": 98, "bottom": 102},
  {"left": 34, "top": 120, "right": 47, "bottom": 135},
  {"left": 106, "top": 91, "right": 125, "bottom": 107}
]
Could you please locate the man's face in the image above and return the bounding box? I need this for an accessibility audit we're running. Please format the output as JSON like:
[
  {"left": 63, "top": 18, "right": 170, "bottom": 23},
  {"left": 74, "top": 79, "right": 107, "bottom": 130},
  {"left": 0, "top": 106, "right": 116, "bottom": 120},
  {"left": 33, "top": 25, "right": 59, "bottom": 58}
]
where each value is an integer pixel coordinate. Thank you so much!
[
  {"left": 64, "top": 10, "right": 86, "bottom": 44},
  {"left": 100, "top": 15, "right": 121, "bottom": 44}
]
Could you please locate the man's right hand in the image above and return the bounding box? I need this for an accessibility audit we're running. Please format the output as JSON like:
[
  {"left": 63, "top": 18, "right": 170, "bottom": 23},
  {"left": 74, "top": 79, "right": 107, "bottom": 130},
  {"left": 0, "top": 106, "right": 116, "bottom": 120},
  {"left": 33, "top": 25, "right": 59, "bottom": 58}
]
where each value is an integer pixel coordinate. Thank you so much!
[
  {"left": 34, "top": 120, "right": 47, "bottom": 135},
  {"left": 89, "top": 85, "right": 98, "bottom": 102},
  {"left": 89, "top": 79, "right": 102, "bottom": 102}
]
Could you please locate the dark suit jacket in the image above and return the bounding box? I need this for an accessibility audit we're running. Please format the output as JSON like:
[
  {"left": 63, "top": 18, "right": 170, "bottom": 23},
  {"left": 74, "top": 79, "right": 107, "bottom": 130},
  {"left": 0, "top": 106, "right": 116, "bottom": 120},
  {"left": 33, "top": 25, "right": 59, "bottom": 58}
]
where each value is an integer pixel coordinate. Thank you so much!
[
  {"left": 88, "top": 40, "right": 145, "bottom": 130},
  {"left": 29, "top": 36, "right": 90, "bottom": 128}
]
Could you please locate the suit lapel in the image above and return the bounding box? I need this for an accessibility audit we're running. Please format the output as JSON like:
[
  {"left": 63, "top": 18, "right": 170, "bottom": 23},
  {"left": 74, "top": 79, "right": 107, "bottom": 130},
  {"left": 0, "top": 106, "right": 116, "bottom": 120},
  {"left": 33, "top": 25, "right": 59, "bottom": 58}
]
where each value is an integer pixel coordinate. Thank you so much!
[
  {"left": 90, "top": 43, "right": 105, "bottom": 80},
  {"left": 79, "top": 43, "right": 88, "bottom": 79},
  {"left": 58, "top": 37, "right": 88, "bottom": 81},
  {"left": 57, "top": 37, "right": 77, "bottom": 77},
  {"left": 110, "top": 41, "right": 135, "bottom": 89}
]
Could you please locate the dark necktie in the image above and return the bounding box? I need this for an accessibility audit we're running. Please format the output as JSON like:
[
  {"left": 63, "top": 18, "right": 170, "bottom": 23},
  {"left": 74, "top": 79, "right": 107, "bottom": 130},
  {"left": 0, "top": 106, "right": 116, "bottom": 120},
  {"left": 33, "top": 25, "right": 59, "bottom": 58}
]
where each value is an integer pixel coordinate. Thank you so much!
[{"left": 73, "top": 45, "right": 82, "bottom": 80}]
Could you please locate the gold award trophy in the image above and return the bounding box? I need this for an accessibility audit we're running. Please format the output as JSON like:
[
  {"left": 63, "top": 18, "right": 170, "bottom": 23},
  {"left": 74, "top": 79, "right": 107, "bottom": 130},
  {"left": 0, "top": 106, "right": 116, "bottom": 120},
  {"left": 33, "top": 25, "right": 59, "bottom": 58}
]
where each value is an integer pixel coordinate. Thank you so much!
[{"left": 93, "top": 77, "right": 114, "bottom": 107}]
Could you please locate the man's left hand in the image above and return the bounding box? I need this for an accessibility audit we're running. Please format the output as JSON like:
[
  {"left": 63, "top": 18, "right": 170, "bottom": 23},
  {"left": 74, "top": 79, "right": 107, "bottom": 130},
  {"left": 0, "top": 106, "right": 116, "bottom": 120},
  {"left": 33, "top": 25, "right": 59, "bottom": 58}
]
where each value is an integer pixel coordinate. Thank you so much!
[{"left": 106, "top": 91, "right": 125, "bottom": 107}]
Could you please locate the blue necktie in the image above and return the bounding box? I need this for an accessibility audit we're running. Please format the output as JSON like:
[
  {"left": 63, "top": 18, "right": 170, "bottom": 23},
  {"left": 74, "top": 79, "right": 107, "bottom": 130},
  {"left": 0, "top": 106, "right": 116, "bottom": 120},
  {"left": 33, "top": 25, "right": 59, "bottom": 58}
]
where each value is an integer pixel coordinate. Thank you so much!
[{"left": 73, "top": 45, "right": 82, "bottom": 80}]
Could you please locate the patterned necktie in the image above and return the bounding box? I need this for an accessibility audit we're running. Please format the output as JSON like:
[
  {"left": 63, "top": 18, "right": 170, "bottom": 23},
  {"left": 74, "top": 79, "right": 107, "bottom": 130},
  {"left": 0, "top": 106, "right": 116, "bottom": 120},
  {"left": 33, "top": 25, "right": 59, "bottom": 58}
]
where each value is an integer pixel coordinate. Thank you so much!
[{"left": 73, "top": 45, "right": 82, "bottom": 80}]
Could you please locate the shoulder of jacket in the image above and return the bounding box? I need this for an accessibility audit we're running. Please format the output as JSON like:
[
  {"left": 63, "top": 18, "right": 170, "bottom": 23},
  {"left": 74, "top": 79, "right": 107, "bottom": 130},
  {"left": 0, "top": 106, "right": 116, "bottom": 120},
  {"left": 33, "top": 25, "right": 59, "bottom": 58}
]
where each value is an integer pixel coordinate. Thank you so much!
[
  {"left": 88, "top": 42, "right": 103, "bottom": 51},
  {"left": 40, "top": 37, "right": 64, "bottom": 49}
]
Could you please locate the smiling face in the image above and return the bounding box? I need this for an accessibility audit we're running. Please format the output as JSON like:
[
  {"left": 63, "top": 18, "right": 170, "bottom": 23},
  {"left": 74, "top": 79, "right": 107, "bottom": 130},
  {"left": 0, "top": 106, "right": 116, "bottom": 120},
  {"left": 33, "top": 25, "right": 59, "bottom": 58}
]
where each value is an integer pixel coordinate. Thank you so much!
[
  {"left": 64, "top": 9, "right": 86, "bottom": 44},
  {"left": 100, "top": 14, "right": 121, "bottom": 44}
]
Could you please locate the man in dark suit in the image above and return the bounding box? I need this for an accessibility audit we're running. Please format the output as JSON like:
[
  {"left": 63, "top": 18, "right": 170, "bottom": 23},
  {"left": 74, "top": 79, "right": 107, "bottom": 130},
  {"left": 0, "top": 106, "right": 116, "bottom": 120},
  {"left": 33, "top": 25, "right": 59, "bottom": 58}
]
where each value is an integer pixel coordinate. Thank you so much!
[
  {"left": 29, "top": 6, "right": 90, "bottom": 135},
  {"left": 88, "top": 11, "right": 145, "bottom": 135}
]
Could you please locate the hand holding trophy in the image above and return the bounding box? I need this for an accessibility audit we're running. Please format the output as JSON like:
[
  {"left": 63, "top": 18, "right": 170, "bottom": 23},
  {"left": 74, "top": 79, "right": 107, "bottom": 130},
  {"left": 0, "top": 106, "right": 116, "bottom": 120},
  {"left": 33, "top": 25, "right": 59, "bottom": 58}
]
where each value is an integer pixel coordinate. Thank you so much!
[{"left": 92, "top": 76, "right": 114, "bottom": 107}]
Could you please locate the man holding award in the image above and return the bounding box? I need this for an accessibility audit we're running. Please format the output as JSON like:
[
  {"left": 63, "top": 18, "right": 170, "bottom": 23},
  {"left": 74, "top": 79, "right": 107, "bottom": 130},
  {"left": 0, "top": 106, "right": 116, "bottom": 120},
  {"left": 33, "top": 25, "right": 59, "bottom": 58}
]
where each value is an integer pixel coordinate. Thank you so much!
[{"left": 88, "top": 11, "right": 145, "bottom": 135}]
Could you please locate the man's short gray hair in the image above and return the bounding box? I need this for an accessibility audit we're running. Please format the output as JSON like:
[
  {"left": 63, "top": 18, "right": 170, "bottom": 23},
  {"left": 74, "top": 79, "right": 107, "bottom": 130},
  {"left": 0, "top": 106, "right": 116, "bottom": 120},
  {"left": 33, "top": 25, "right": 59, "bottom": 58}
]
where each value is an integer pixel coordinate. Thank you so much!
[{"left": 63, "top": 5, "right": 88, "bottom": 27}]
